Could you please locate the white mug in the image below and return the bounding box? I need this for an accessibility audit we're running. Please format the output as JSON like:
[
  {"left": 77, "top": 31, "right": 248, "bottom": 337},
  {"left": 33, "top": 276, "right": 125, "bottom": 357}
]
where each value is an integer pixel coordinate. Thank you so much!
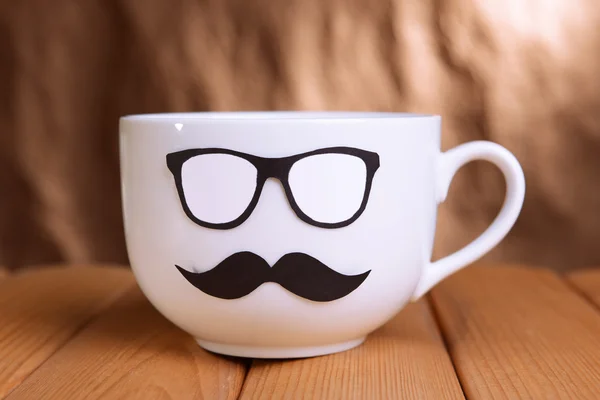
[{"left": 119, "top": 112, "right": 525, "bottom": 358}]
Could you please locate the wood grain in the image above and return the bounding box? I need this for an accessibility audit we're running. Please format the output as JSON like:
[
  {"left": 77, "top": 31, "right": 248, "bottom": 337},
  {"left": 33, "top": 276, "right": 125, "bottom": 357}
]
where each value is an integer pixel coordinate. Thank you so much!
[
  {"left": 6, "top": 286, "right": 248, "bottom": 400},
  {"left": 239, "top": 300, "right": 464, "bottom": 400},
  {"left": 0, "top": 265, "right": 134, "bottom": 398},
  {"left": 430, "top": 264, "right": 600, "bottom": 400},
  {"left": 567, "top": 268, "right": 600, "bottom": 306}
]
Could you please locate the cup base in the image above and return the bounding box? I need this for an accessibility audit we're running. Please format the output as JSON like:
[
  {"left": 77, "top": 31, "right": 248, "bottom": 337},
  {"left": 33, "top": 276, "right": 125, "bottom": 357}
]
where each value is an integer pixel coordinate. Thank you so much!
[{"left": 196, "top": 337, "right": 366, "bottom": 359}]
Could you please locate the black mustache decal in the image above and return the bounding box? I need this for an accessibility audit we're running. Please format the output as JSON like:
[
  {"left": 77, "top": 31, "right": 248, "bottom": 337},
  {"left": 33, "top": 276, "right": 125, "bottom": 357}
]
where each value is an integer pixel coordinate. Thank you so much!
[{"left": 176, "top": 252, "right": 370, "bottom": 302}]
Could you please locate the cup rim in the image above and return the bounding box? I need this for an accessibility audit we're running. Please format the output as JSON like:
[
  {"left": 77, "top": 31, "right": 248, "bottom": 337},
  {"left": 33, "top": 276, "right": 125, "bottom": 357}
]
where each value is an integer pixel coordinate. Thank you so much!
[{"left": 120, "top": 111, "right": 440, "bottom": 122}]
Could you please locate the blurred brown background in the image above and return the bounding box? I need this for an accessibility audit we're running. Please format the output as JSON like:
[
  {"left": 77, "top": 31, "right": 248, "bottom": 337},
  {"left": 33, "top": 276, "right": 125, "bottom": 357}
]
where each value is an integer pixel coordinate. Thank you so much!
[{"left": 1, "top": 0, "right": 600, "bottom": 272}]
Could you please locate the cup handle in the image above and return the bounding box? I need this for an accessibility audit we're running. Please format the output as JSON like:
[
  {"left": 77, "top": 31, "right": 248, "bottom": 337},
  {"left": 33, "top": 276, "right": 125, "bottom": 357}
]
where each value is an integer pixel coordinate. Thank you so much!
[{"left": 412, "top": 141, "right": 526, "bottom": 300}]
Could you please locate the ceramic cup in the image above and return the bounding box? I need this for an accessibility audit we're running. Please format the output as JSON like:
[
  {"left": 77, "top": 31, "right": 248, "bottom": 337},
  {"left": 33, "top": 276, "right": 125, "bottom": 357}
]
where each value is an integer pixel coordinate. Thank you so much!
[{"left": 119, "top": 112, "right": 525, "bottom": 358}]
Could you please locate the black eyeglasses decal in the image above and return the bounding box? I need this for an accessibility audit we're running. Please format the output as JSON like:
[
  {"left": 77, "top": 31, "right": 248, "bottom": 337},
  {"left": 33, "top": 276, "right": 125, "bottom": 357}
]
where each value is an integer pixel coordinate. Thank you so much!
[{"left": 166, "top": 147, "right": 380, "bottom": 230}]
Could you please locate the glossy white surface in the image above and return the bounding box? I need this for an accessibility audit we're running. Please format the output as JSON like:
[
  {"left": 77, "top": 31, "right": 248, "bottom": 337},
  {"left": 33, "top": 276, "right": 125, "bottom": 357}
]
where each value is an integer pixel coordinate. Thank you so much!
[
  {"left": 289, "top": 153, "right": 367, "bottom": 223},
  {"left": 182, "top": 154, "right": 257, "bottom": 224},
  {"left": 120, "top": 112, "right": 525, "bottom": 358}
]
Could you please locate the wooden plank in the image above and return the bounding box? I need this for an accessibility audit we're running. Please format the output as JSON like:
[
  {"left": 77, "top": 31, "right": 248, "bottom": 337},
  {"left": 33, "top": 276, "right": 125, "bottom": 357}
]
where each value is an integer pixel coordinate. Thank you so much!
[
  {"left": 567, "top": 268, "right": 600, "bottom": 306},
  {"left": 0, "top": 266, "right": 7, "bottom": 279},
  {"left": 239, "top": 300, "right": 465, "bottom": 400},
  {"left": 6, "top": 286, "right": 248, "bottom": 400},
  {"left": 0, "top": 265, "right": 134, "bottom": 398},
  {"left": 430, "top": 264, "right": 600, "bottom": 400}
]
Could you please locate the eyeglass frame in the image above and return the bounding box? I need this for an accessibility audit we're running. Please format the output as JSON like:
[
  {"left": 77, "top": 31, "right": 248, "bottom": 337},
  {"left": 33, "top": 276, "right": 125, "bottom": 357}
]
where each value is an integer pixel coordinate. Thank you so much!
[{"left": 166, "top": 146, "right": 380, "bottom": 230}]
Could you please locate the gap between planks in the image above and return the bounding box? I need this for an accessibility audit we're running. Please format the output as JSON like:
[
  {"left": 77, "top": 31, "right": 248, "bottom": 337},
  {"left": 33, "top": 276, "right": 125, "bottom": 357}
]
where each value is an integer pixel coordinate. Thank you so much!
[
  {"left": 567, "top": 268, "right": 600, "bottom": 310},
  {"left": 239, "top": 299, "right": 465, "bottom": 400},
  {"left": 430, "top": 263, "right": 600, "bottom": 400},
  {"left": 6, "top": 285, "right": 248, "bottom": 400},
  {"left": 0, "top": 265, "right": 135, "bottom": 398}
]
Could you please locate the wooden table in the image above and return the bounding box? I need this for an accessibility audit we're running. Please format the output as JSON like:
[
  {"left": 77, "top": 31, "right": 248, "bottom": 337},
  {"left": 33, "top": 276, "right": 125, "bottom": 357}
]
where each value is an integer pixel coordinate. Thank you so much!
[{"left": 1, "top": 263, "right": 600, "bottom": 399}]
